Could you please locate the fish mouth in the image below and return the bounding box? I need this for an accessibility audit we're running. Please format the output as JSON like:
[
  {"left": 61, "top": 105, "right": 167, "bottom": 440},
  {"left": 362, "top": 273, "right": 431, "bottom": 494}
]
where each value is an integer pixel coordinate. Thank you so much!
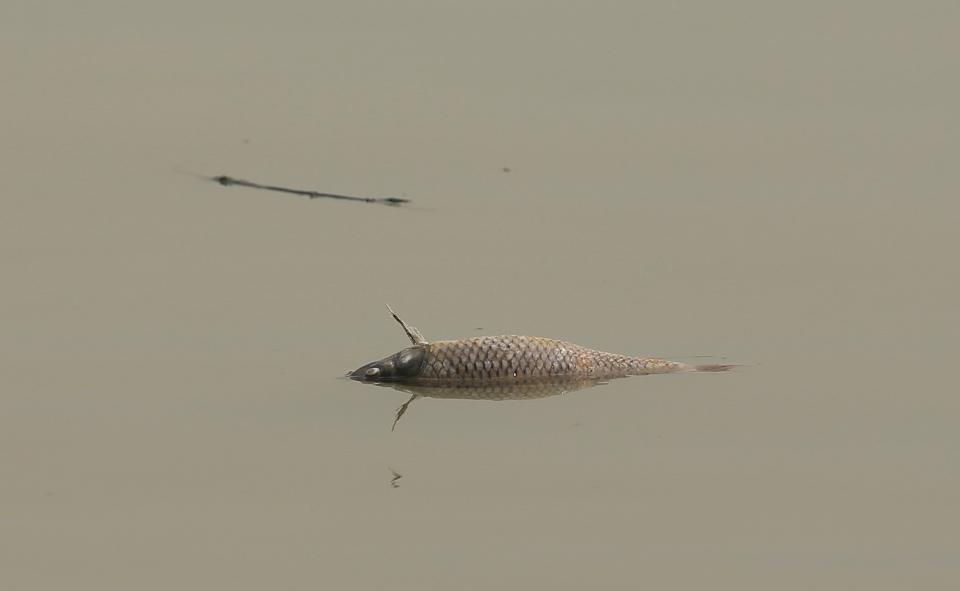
[
  {"left": 347, "top": 361, "right": 383, "bottom": 381},
  {"left": 346, "top": 360, "right": 411, "bottom": 383}
]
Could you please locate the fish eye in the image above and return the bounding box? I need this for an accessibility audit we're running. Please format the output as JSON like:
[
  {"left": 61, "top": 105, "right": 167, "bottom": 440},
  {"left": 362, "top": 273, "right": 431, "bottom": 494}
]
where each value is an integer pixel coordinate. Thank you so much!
[{"left": 364, "top": 367, "right": 380, "bottom": 378}]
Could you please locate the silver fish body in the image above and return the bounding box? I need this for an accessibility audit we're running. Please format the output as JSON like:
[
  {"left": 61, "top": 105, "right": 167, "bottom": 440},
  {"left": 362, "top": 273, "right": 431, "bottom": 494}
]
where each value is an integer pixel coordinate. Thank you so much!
[{"left": 349, "top": 335, "right": 729, "bottom": 386}]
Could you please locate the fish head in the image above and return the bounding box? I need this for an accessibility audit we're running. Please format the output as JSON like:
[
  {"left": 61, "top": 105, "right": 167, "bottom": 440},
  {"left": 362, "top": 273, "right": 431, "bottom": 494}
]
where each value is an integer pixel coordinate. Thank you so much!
[{"left": 348, "top": 346, "right": 427, "bottom": 382}]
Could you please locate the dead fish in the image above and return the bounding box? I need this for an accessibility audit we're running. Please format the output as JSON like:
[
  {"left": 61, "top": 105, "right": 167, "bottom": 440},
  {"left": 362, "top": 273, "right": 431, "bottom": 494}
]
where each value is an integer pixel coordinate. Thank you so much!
[
  {"left": 349, "top": 306, "right": 733, "bottom": 385},
  {"left": 349, "top": 307, "right": 734, "bottom": 430}
]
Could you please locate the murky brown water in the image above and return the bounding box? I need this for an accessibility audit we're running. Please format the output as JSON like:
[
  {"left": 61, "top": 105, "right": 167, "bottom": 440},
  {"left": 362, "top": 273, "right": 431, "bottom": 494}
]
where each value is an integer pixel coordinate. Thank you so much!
[{"left": 3, "top": 2, "right": 958, "bottom": 589}]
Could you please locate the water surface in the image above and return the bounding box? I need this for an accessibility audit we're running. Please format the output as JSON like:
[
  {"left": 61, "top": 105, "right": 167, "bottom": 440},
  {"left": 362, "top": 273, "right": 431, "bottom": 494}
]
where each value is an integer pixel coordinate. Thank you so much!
[{"left": 2, "top": 2, "right": 958, "bottom": 589}]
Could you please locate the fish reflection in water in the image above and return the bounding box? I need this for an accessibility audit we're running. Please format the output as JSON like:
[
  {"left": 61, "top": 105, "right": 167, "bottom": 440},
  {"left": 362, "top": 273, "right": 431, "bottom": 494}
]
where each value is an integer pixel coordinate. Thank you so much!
[
  {"left": 349, "top": 307, "right": 734, "bottom": 429},
  {"left": 373, "top": 376, "right": 610, "bottom": 430}
]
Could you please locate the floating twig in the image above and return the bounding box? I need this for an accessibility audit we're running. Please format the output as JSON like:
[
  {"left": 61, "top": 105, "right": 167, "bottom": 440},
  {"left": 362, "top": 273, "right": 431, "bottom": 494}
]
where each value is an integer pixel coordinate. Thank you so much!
[{"left": 211, "top": 175, "right": 410, "bottom": 206}]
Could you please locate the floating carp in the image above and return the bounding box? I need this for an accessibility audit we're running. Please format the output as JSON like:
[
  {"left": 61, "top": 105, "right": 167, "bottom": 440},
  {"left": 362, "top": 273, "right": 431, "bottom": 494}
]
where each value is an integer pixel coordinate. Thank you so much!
[{"left": 348, "top": 307, "right": 733, "bottom": 429}]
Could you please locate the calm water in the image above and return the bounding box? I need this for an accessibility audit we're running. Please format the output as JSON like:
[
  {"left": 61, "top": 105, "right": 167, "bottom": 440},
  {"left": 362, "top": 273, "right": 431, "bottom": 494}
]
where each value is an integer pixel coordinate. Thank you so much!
[{"left": 3, "top": 2, "right": 958, "bottom": 589}]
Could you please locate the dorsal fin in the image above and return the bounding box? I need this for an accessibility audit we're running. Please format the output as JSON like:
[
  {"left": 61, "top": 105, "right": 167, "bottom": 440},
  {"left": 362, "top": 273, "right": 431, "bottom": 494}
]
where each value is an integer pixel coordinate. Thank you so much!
[{"left": 386, "top": 304, "right": 428, "bottom": 345}]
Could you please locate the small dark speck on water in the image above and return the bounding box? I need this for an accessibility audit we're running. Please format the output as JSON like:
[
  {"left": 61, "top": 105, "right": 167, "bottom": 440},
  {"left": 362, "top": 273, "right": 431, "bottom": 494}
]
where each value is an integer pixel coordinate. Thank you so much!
[{"left": 389, "top": 468, "right": 403, "bottom": 488}]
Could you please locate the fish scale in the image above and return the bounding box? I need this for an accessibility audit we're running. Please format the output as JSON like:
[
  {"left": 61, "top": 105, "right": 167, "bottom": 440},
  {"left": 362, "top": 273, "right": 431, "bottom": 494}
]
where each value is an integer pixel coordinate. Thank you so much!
[{"left": 417, "top": 335, "right": 688, "bottom": 382}]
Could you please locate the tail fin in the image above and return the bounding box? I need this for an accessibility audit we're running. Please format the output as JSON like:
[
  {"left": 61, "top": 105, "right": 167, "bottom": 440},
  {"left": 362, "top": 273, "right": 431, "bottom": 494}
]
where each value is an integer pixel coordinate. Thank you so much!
[{"left": 693, "top": 363, "right": 736, "bottom": 372}]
